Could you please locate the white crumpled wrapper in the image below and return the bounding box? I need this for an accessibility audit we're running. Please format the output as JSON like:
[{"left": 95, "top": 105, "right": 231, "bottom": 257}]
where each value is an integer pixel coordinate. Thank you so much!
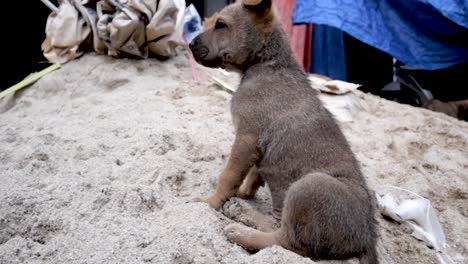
[
  {"left": 376, "top": 188, "right": 455, "bottom": 264},
  {"left": 309, "top": 75, "right": 368, "bottom": 122}
]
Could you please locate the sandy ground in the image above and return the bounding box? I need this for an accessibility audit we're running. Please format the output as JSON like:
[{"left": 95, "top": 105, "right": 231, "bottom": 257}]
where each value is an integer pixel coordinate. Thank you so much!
[{"left": 0, "top": 51, "right": 467, "bottom": 264}]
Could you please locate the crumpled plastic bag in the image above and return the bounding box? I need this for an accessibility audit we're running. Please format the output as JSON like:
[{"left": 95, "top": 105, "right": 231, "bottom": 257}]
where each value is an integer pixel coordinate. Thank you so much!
[
  {"left": 309, "top": 75, "right": 367, "bottom": 122},
  {"left": 42, "top": 0, "right": 91, "bottom": 63},
  {"left": 96, "top": 0, "right": 185, "bottom": 58},
  {"left": 376, "top": 190, "right": 454, "bottom": 264},
  {"left": 42, "top": 0, "right": 186, "bottom": 63},
  {"left": 183, "top": 4, "right": 203, "bottom": 44},
  {"left": 146, "top": 0, "right": 186, "bottom": 57},
  {"left": 309, "top": 75, "right": 360, "bottom": 95},
  {"left": 96, "top": 0, "right": 149, "bottom": 57}
]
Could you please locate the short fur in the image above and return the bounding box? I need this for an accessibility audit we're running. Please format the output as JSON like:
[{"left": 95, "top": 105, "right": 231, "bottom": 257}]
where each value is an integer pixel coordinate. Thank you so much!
[
  {"left": 423, "top": 99, "right": 468, "bottom": 121},
  {"left": 190, "top": 1, "right": 378, "bottom": 263}
]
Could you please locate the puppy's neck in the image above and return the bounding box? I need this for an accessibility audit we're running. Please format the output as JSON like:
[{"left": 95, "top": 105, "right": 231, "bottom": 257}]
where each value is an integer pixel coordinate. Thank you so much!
[{"left": 241, "top": 27, "right": 303, "bottom": 74}]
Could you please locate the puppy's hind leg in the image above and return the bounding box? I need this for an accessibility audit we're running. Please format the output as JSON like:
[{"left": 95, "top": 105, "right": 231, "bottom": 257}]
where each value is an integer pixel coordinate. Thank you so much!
[
  {"left": 236, "top": 166, "right": 264, "bottom": 199},
  {"left": 224, "top": 221, "right": 304, "bottom": 255},
  {"left": 223, "top": 197, "right": 279, "bottom": 232},
  {"left": 225, "top": 223, "right": 286, "bottom": 252},
  {"left": 280, "top": 172, "right": 378, "bottom": 263}
]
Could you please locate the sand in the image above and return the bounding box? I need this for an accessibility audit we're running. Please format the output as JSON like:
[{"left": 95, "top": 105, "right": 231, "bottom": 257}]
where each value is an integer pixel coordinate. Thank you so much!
[{"left": 0, "top": 51, "right": 467, "bottom": 264}]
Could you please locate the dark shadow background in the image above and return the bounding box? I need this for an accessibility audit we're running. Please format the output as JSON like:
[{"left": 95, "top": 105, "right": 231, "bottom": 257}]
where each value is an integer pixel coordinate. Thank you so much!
[{"left": 0, "top": 1, "right": 53, "bottom": 91}]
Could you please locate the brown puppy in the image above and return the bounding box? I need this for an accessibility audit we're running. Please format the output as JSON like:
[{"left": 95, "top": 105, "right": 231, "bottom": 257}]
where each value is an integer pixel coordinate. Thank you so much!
[
  {"left": 423, "top": 99, "right": 468, "bottom": 121},
  {"left": 189, "top": 0, "right": 378, "bottom": 263}
]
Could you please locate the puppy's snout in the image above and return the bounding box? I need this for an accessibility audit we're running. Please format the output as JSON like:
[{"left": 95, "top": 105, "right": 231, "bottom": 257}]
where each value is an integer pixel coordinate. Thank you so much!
[
  {"left": 189, "top": 37, "right": 198, "bottom": 51},
  {"left": 189, "top": 37, "right": 209, "bottom": 59}
]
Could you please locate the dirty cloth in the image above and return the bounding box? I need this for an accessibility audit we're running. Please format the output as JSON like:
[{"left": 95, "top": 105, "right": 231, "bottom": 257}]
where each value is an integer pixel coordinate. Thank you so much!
[{"left": 42, "top": 0, "right": 185, "bottom": 63}]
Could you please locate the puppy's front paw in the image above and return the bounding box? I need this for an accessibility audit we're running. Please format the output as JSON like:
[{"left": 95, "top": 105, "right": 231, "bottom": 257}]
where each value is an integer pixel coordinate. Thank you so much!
[{"left": 192, "top": 195, "right": 224, "bottom": 210}]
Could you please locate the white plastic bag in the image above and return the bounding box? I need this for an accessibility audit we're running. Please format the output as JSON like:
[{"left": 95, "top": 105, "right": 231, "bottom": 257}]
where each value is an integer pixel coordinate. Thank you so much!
[
  {"left": 183, "top": 4, "right": 203, "bottom": 44},
  {"left": 376, "top": 189, "right": 453, "bottom": 264}
]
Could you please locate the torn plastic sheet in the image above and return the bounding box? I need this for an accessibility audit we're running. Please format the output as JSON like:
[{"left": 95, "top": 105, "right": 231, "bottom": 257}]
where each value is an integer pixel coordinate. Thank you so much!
[{"left": 376, "top": 187, "right": 455, "bottom": 264}]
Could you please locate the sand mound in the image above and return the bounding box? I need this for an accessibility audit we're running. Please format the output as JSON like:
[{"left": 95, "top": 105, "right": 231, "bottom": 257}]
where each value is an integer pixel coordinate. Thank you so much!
[{"left": 0, "top": 52, "right": 466, "bottom": 263}]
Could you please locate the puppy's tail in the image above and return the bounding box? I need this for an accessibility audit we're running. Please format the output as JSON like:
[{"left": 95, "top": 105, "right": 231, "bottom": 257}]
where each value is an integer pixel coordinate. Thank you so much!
[{"left": 359, "top": 247, "right": 379, "bottom": 264}]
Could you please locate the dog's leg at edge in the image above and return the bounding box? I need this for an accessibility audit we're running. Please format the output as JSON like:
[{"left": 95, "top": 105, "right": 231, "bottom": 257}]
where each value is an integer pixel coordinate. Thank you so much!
[{"left": 193, "top": 133, "right": 259, "bottom": 209}]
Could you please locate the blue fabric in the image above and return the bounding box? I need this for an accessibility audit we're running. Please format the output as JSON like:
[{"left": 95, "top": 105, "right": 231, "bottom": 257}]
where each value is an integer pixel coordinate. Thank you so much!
[
  {"left": 311, "top": 25, "right": 347, "bottom": 81},
  {"left": 293, "top": 0, "right": 468, "bottom": 70}
]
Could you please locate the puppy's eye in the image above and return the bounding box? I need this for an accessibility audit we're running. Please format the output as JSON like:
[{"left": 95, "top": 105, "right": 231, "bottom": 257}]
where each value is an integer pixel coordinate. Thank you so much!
[{"left": 215, "top": 20, "right": 227, "bottom": 30}]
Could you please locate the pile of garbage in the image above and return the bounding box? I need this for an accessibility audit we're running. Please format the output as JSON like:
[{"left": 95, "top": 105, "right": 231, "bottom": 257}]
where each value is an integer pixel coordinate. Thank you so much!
[{"left": 41, "top": 0, "right": 203, "bottom": 63}]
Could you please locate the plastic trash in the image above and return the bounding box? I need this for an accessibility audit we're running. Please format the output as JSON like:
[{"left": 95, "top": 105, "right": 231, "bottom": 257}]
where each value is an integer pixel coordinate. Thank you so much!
[
  {"left": 376, "top": 188, "right": 454, "bottom": 264},
  {"left": 183, "top": 4, "right": 203, "bottom": 44},
  {"left": 309, "top": 75, "right": 367, "bottom": 122}
]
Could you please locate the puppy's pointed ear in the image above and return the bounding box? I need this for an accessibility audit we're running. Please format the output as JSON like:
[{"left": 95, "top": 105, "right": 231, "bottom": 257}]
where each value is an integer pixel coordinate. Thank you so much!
[{"left": 243, "top": 0, "right": 272, "bottom": 16}]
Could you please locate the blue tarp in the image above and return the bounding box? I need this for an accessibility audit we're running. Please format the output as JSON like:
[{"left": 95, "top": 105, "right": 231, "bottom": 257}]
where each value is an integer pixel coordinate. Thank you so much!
[
  {"left": 293, "top": 0, "right": 468, "bottom": 70},
  {"left": 310, "top": 25, "right": 347, "bottom": 80}
]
